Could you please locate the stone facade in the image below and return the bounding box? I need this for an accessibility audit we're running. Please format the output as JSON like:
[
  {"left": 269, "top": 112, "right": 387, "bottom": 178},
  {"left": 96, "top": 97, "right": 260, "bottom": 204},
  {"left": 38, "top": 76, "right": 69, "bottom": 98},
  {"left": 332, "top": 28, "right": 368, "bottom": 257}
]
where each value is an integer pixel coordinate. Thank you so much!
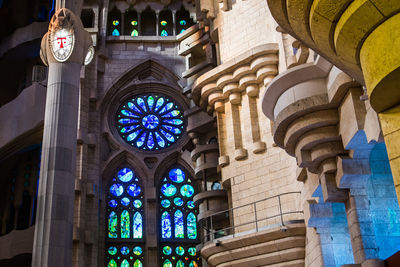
[{"left": 0, "top": 0, "right": 399, "bottom": 267}]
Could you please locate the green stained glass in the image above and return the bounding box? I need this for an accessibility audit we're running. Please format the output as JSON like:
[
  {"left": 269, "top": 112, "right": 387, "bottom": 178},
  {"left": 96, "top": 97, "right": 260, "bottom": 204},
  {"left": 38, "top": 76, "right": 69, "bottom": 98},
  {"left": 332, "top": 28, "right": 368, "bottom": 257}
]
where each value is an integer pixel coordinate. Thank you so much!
[
  {"left": 163, "top": 259, "right": 173, "bottom": 267},
  {"left": 108, "top": 246, "right": 117, "bottom": 255},
  {"left": 133, "top": 246, "right": 142, "bottom": 255},
  {"left": 179, "top": 20, "right": 187, "bottom": 25},
  {"left": 188, "top": 247, "right": 196, "bottom": 256},
  {"left": 121, "top": 259, "right": 129, "bottom": 267},
  {"left": 133, "top": 199, "right": 142, "bottom": 208},
  {"left": 133, "top": 211, "right": 143, "bottom": 238},
  {"left": 187, "top": 212, "right": 197, "bottom": 239},
  {"left": 176, "top": 246, "right": 185, "bottom": 255},
  {"left": 131, "top": 20, "right": 138, "bottom": 25},
  {"left": 108, "top": 211, "right": 117, "bottom": 238},
  {"left": 161, "top": 29, "right": 168, "bottom": 36},
  {"left": 131, "top": 29, "right": 139, "bottom": 36},
  {"left": 175, "top": 210, "right": 184, "bottom": 238},
  {"left": 180, "top": 184, "right": 194, "bottom": 197},
  {"left": 174, "top": 197, "right": 183, "bottom": 206},
  {"left": 108, "top": 259, "right": 117, "bottom": 267},
  {"left": 161, "top": 199, "right": 171, "bottom": 208},
  {"left": 134, "top": 259, "right": 143, "bottom": 267},
  {"left": 161, "top": 183, "right": 177, "bottom": 197},
  {"left": 121, "top": 210, "right": 130, "bottom": 238},
  {"left": 161, "top": 20, "right": 167, "bottom": 26},
  {"left": 177, "top": 260, "right": 185, "bottom": 267},
  {"left": 112, "top": 20, "right": 119, "bottom": 26},
  {"left": 189, "top": 261, "right": 198, "bottom": 267},
  {"left": 163, "top": 246, "right": 172, "bottom": 255}
]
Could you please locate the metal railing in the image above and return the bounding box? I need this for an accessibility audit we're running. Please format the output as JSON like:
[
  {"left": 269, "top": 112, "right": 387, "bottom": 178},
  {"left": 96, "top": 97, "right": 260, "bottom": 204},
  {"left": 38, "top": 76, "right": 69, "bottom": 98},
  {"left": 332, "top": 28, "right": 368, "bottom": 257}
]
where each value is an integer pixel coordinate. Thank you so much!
[{"left": 201, "top": 192, "right": 304, "bottom": 244}]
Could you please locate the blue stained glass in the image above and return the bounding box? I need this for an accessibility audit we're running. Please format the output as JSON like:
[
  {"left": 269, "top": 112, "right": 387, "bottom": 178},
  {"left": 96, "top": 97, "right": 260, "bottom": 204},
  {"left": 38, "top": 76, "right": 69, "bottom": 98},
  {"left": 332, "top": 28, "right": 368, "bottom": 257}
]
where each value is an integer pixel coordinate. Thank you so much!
[
  {"left": 159, "top": 102, "right": 174, "bottom": 114},
  {"left": 148, "top": 96, "right": 155, "bottom": 110},
  {"left": 110, "top": 184, "right": 123, "bottom": 197},
  {"left": 164, "top": 119, "right": 183, "bottom": 125},
  {"left": 121, "top": 125, "right": 139, "bottom": 134},
  {"left": 136, "top": 132, "right": 146, "bottom": 147},
  {"left": 176, "top": 259, "right": 184, "bottom": 267},
  {"left": 187, "top": 200, "right": 195, "bottom": 209},
  {"left": 161, "top": 211, "right": 172, "bottom": 238},
  {"left": 108, "top": 246, "right": 117, "bottom": 255},
  {"left": 128, "top": 101, "right": 142, "bottom": 114},
  {"left": 128, "top": 184, "right": 141, "bottom": 197},
  {"left": 137, "top": 97, "right": 147, "bottom": 112},
  {"left": 155, "top": 132, "right": 165, "bottom": 147},
  {"left": 161, "top": 199, "right": 171, "bottom": 208},
  {"left": 112, "top": 29, "right": 120, "bottom": 36},
  {"left": 174, "top": 197, "right": 184, "bottom": 206},
  {"left": 121, "top": 197, "right": 130, "bottom": 206},
  {"left": 121, "top": 246, "right": 130, "bottom": 255},
  {"left": 133, "top": 199, "right": 142, "bottom": 208},
  {"left": 155, "top": 97, "right": 164, "bottom": 111},
  {"left": 133, "top": 246, "right": 143, "bottom": 255},
  {"left": 108, "top": 211, "right": 117, "bottom": 238},
  {"left": 163, "top": 259, "right": 173, "bottom": 267},
  {"left": 133, "top": 211, "right": 143, "bottom": 238},
  {"left": 175, "top": 210, "right": 184, "bottom": 238},
  {"left": 161, "top": 184, "right": 177, "bottom": 197},
  {"left": 162, "top": 110, "right": 180, "bottom": 118},
  {"left": 164, "top": 125, "right": 181, "bottom": 134},
  {"left": 121, "top": 109, "right": 137, "bottom": 117},
  {"left": 181, "top": 184, "right": 194, "bottom": 197},
  {"left": 180, "top": 20, "right": 187, "bottom": 25},
  {"left": 169, "top": 168, "right": 185, "bottom": 183},
  {"left": 180, "top": 29, "right": 185, "bottom": 34},
  {"left": 142, "top": 115, "right": 159, "bottom": 129},
  {"left": 127, "top": 130, "right": 141, "bottom": 142},
  {"left": 187, "top": 212, "right": 197, "bottom": 239},
  {"left": 121, "top": 259, "right": 129, "bottom": 267},
  {"left": 188, "top": 247, "right": 196, "bottom": 256},
  {"left": 118, "top": 168, "right": 133, "bottom": 182},
  {"left": 121, "top": 210, "right": 130, "bottom": 238},
  {"left": 161, "top": 130, "right": 175, "bottom": 142},
  {"left": 163, "top": 246, "right": 172, "bottom": 255},
  {"left": 147, "top": 132, "right": 155, "bottom": 149},
  {"left": 108, "top": 199, "right": 118, "bottom": 208},
  {"left": 176, "top": 246, "right": 185, "bottom": 255},
  {"left": 119, "top": 118, "right": 136, "bottom": 124},
  {"left": 161, "top": 29, "right": 168, "bottom": 36}
]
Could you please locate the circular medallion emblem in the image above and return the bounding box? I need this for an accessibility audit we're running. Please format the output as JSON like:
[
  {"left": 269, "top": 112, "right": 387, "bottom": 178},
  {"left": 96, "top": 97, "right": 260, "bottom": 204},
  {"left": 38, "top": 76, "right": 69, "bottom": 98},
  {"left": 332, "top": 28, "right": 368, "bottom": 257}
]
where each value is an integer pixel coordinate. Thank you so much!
[
  {"left": 84, "top": 45, "right": 95, "bottom": 65},
  {"left": 50, "top": 28, "right": 75, "bottom": 62}
]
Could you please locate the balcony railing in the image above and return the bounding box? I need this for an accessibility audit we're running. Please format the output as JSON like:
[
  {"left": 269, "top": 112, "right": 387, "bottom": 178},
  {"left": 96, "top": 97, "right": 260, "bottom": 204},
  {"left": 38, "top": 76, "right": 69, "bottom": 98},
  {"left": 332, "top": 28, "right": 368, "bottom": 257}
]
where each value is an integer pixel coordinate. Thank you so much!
[{"left": 200, "top": 192, "right": 304, "bottom": 244}]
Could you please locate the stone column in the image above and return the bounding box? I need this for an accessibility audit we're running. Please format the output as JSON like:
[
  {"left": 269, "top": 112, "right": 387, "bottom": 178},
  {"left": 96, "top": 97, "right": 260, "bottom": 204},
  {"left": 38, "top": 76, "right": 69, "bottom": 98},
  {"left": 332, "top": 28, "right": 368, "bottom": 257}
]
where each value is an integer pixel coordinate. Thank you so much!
[{"left": 32, "top": 8, "right": 92, "bottom": 267}]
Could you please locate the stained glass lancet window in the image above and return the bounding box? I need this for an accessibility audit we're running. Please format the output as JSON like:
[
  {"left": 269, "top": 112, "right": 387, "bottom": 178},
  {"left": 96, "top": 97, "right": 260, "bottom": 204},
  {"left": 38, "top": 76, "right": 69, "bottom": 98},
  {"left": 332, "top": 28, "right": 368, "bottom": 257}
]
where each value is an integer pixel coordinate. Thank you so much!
[
  {"left": 159, "top": 166, "right": 201, "bottom": 267},
  {"left": 105, "top": 167, "right": 145, "bottom": 267},
  {"left": 116, "top": 94, "right": 184, "bottom": 151}
]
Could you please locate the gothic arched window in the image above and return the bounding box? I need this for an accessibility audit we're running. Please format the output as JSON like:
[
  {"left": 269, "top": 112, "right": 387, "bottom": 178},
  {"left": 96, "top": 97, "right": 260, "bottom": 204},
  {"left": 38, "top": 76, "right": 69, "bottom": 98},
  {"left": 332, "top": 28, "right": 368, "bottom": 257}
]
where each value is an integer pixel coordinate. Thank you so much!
[
  {"left": 108, "top": 7, "right": 121, "bottom": 36},
  {"left": 105, "top": 167, "right": 145, "bottom": 267},
  {"left": 176, "top": 7, "right": 194, "bottom": 35},
  {"left": 116, "top": 94, "right": 184, "bottom": 151},
  {"left": 159, "top": 9, "right": 173, "bottom": 36},
  {"left": 125, "top": 9, "right": 139, "bottom": 36},
  {"left": 159, "top": 166, "right": 201, "bottom": 267}
]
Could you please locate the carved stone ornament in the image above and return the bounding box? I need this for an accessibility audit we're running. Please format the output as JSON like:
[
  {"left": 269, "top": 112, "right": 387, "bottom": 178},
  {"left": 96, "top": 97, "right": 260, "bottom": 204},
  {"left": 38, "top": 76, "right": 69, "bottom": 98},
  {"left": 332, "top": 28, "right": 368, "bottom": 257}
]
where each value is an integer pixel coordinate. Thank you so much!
[{"left": 49, "top": 10, "right": 75, "bottom": 62}]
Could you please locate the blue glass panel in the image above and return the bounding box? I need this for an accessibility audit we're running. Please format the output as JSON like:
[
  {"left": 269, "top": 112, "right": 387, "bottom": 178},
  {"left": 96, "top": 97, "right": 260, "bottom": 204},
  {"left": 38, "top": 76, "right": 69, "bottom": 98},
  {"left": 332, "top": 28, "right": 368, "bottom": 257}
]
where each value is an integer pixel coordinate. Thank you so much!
[
  {"left": 180, "top": 20, "right": 187, "bottom": 25},
  {"left": 142, "top": 114, "right": 159, "bottom": 129},
  {"left": 161, "top": 29, "right": 168, "bottom": 36},
  {"left": 175, "top": 210, "right": 184, "bottom": 238},
  {"left": 163, "top": 246, "right": 172, "bottom": 255},
  {"left": 133, "top": 246, "right": 143, "bottom": 255},
  {"left": 169, "top": 168, "right": 185, "bottom": 183},
  {"left": 121, "top": 246, "right": 130, "bottom": 255},
  {"left": 133, "top": 211, "right": 143, "bottom": 238},
  {"left": 112, "top": 29, "right": 120, "bottom": 36},
  {"left": 118, "top": 168, "right": 133, "bottom": 182},
  {"left": 108, "top": 211, "right": 117, "bottom": 238},
  {"left": 121, "top": 259, "right": 129, "bottom": 267},
  {"left": 121, "top": 197, "right": 130, "bottom": 206},
  {"left": 188, "top": 247, "right": 196, "bottom": 256},
  {"left": 155, "top": 97, "right": 165, "bottom": 111},
  {"left": 136, "top": 132, "right": 146, "bottom": 147},
  {"left": 121, "top": 210, "right": 130, "bottom": 238},
  {"left": 110, "top": 184, "right": 123, "bottom": 197},
  {"left": 108, "top": 199, "right": 118, "bottom": 208},
  {"left": 128, "top": 184, "right": 141, "bottom": 197},
  {"left": 155, "top": 131, "right": 166, "bottom": 147},
  {"left": 160, "top": 129, "right": 175, "bottom": 142},
  {"left": 128, "top": 101, "right": 142, "bottom": 114},
  {"left": 108, "top": 246, "right": 117, "bottom": 255},
  {"left": 161, "top": 184, "right": 177, "bottom": 197},
  {"left": 164, "top": 125, "right": 181, "bottom": 134},
  {"left": 147, "top": 95, "right": 155, "bottom": 110},
  {"left": 133, "top": 199, "right": 142, "bottom": 208},
  {"left": 147, "top": 132, "right": 155, "bottom": 149},
  {"left": 159, "top": 102, "right": 174, "bottom": 114},
  {"left": 174, "top": 197, "right": 184, "bottom": 206},
  {"left": 180, "top": 29, "right": 185, "bottom": 34},
  {"left": 162, "top": 110, "right": 180, "bottom": 118},
  {"left": 187, "top": 212, "right": 197, "bottom": 239},
  {"left": 164, "top": 119, "right": 183, "bottom": 125},
  {"left": 176, "top": 259, "right": 184, "bottom": 267},
  {"left": 161, "top": 199, "right": 171, "bottom": 208},
  {"left": 137, "top": 97, "right": 147, "bottom": 112},
  {"left": 161, "top": 211, "right": 172, "bottom": 238},
  {"left": 120, "top": 125, "right": 139, "bottom": 134},
  {"left": 176, "top": 246, "right": 185, "bottom": 255},
  {"left": 121, "top": 109, "right": 138, "bottom": 117},
  {"left": 187, "top": 200, "right": 195, "bottom": 209},
  {"left": 119, "top": 118, "right": 136, "bottom": 124},
  {"left": 180, "top": 184, "right": 194, "bottom": 197},
  {"left": 127, "top": 130, "right": 141, "bottom": 142}
]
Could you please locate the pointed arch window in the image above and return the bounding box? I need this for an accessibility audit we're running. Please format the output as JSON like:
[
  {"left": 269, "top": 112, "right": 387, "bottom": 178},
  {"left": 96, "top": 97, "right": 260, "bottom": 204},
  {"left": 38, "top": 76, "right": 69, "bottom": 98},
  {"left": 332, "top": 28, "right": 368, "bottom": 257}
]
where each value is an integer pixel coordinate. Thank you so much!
[
  {"left": 108, "top": 7, "right": 121, "bottom": 36},
  {"left": 159, "top": 166, "right": 201, "bottom": 267},
  {"left": 105, "top": 167, "right": 145, "bottom": 267},
  {"left": 176, "top": 6, "right": 194, "bottom": 35}
]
